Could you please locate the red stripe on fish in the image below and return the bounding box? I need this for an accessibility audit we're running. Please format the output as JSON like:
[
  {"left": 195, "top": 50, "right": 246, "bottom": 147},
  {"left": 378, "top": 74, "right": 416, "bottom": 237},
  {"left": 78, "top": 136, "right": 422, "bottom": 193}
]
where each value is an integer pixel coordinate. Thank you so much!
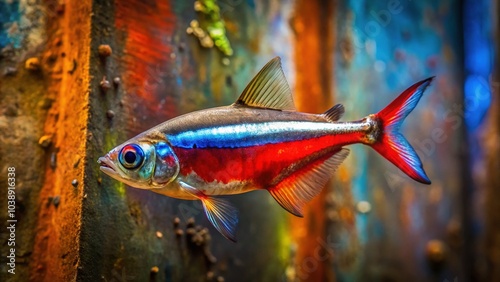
[{"left": 173, "top": 133, "right": 360, "bottom": 186}]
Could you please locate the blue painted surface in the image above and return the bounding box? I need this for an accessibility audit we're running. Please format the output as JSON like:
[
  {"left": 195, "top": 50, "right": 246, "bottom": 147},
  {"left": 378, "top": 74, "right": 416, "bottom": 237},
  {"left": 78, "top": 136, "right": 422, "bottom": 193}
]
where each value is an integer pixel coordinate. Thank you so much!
[
  {"left": 463, "top": 0, "right": 493, "bottom": 130},
  {"left": 0, "top": 0, "right": 21, "bottom": 49},
  {"left": 334, "top": 0, "right": 464, "bottom": 280}
]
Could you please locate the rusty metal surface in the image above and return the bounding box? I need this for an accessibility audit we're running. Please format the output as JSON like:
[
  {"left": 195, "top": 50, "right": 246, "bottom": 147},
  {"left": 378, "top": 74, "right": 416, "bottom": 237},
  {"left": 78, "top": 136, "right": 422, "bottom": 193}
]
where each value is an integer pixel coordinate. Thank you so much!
[
  {"left": 287, "top": 0, "right": 337, "bottom": 281},
  {"left": 0, "top": 0, "right": 88, "bottom": 281}
]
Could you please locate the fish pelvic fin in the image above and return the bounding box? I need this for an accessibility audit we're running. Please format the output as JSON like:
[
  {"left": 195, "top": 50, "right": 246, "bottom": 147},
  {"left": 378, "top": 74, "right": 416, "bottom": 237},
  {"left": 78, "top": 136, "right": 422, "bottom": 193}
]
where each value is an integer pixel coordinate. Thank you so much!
[
  {"left": 179, "top": 181, "right": 239, "bottom": 242},
  {"left": 234, "top": 57, "right": 296, "bottom": 111},
  {"left": 371, "top": 77, "right": 434, "bottom": 184},
  {"left": 268, "top": 148, "right": 349, "bottom": 217}
]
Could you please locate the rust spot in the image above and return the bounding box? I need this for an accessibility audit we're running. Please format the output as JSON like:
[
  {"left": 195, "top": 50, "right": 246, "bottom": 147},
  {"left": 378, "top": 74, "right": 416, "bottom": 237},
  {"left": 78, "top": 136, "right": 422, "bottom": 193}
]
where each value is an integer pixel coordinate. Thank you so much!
[
  {"left": 150, "top": 266, "right": 159, "bottom": 273},
  {"left": 106, "top": 110, "right": 115, "bottom": 119},
  {"left": 38, "top": 98, "right": 54, "bottom": 110},
  {"left": 25, "top": 57, "right": 41, "bottom": 71},
  {"left": 173, "top": 216, "right": 181, "bottom": 227},
  {"left": 68, "top": 59, "right": 77, "bottom": 75},
  {"left": 39, "top": 135, "right": 52, "bottom": 148},
  {"left": 100, "top": 77, "right": 111, "bottom": 92},
  {"left": 175, "top": 229, "right": 184, "bottom": 236},
  {"left": 45, "top": 51, "right": 58, "bottom": 66},
  {"left": 206, "top": 271, "right": 214, "bottom": 280},
  {"left": 186, "top": 227, "right": 196, "bottom": 236},
  {"left": 52, "top": 195, "right": 60, "bottom": 208},
  {"left": 187, "top": 217, "right": 195, "bottom": 227},
  {"left": 425, "top": 239, "right": 447, "bottom": 268},
  {"left": 56, "top": 3, "right": 65, "bottom": 15},
  {"left": 98, "top": 44, "right": 112, "bottom": 58},
  {"left": 73, "top": 158, "right": 80, "bottom": 168}
]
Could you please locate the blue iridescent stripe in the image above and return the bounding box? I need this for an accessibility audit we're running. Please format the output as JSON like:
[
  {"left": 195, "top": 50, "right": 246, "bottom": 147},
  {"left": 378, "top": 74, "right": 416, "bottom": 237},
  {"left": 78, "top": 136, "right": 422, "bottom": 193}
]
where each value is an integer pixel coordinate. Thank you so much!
[{"left": 166, "top": 121, "right": 344, "bottom": 149}]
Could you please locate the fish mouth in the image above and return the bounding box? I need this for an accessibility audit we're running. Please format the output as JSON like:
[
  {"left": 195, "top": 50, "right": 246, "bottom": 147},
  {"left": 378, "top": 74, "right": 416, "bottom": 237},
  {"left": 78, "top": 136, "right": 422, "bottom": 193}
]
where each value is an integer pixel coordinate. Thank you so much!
[{"left": 98, "top": 156, "right": 119, "bottom": 177}]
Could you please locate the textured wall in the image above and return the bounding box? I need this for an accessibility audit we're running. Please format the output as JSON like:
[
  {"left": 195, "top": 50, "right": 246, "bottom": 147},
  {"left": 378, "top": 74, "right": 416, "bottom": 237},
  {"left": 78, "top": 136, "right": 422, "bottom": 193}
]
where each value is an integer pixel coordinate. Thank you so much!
[
  {"left": 0, "top": 0, "right": 88, "bottom": 281},
  {"left": 0, "top": 0, "right": 498, "bottom": 282},
  {"left": 330, "top": 1, "right": 466, "bottom": 281}
]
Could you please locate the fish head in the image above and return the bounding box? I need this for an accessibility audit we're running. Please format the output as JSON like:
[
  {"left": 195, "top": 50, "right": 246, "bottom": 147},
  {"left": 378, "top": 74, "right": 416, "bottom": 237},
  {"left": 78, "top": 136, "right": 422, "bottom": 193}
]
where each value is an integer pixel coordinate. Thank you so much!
[{"left": 98, "top": 133, "right": 179, "bottom": 189}]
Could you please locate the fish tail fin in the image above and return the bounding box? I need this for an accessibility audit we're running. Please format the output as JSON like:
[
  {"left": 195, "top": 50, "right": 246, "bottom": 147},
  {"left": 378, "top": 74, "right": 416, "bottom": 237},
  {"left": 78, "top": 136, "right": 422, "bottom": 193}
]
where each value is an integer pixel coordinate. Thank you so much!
[{"left": 370, "top": 77, "right": 434, "bottom": 184}]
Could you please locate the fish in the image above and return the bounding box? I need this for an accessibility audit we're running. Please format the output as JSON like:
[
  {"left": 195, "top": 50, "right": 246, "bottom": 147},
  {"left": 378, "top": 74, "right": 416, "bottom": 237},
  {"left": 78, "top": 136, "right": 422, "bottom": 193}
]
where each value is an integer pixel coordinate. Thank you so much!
[{"left": 98, "top": 57, "right": 433, "bottom": 242}]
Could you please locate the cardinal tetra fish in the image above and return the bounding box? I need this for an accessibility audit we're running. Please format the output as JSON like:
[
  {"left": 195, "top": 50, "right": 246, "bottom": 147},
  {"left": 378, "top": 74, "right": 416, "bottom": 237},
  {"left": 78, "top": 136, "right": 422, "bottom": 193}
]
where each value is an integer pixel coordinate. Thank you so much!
[{"left": 98, "top": 57, "right": 433, "bottom": 241}]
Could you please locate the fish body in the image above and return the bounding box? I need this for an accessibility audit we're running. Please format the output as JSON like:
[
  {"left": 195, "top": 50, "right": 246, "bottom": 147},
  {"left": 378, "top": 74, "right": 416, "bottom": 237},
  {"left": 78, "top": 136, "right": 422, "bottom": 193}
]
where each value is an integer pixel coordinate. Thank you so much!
[
  {"left": 99, "top": 57, "right": 433, "bottom": 241},
  {"left": 151, "top": 106, "right": 369, "bottom": 197}
]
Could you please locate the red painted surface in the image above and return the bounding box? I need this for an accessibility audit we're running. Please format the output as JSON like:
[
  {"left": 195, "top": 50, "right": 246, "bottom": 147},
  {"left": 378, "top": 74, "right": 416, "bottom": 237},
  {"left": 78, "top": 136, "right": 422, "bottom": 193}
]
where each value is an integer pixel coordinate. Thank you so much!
[{"left": 115, "top": 0, "right": 176, "bottom": 128}]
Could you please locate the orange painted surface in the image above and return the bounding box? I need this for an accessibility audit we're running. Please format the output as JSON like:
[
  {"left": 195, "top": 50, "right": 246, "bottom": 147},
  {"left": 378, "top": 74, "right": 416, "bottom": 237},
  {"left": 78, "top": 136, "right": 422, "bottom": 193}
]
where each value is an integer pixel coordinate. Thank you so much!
[
  {"left": 290, "top": 0, "right": 336, "bottom": 281},
  {"left": 30, "top": 1, "right": 92, "bottom": 281},
  {"left": 291, "top": 0, "right": 335, "bottom": 114}
]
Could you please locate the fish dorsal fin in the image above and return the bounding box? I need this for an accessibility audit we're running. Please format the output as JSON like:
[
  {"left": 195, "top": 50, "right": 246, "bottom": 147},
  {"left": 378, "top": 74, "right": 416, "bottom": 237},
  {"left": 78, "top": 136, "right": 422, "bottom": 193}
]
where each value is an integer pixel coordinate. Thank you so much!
[
  {"left": 235, "top": 57, "right": 295, "bottom": 111},
  {"left": 322, "top": 104, "right": 345, "bottom": 122},
  {"left": 268, "top": 148, "right": 350, "bottom": 217}
]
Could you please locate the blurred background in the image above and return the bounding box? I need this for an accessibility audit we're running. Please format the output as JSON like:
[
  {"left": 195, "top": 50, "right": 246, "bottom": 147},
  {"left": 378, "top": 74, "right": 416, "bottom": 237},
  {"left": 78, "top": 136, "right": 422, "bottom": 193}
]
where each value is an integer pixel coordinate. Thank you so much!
[{"left": 0, "top": 0, "right": 498, "bottom": 281}]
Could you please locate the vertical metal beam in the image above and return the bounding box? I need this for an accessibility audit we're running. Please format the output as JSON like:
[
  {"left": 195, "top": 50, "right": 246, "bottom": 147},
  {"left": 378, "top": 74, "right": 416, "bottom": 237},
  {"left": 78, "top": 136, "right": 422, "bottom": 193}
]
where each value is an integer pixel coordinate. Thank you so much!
[
  {"left": 463, "top": 0, "right": 495, "bottom": 279},
  {"left": 485, "top": 0, "right": 500, "bottom": 280},
  {"left": 290, "top": 0, "right": 336, "bottom": 281},
  {"left": 29, "top": 0, "right": 92, "bottom": 281},
  {"left": 0, "top": 1, "right": 76, "bottom": 280}
]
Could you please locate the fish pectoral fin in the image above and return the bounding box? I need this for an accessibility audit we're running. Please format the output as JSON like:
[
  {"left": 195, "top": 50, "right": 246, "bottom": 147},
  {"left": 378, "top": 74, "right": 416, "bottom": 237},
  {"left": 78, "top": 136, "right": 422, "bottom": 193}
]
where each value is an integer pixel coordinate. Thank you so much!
[
  {"left": 268, "top": 148, "right": 350, "bottom": 217},
  {"left": 179, "top": 181, "right": 239, "bottom": 242},
  {"left": 234, "top": 57, "right": 296, "bottom": 111},
  {"left": 322, "top": 104, "right": 345, "bottom": 122}
]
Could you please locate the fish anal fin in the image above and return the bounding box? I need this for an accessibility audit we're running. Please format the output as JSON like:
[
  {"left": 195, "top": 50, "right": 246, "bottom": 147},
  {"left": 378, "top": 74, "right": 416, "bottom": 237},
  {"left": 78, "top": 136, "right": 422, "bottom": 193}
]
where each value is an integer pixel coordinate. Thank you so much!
[
  {"left": 179, "top": 181, "right": 239, "bottom": 242},
  {"left": 322, "top": 104, "right": 345, "bottom": 122},
  {"left": 235, "top": 57, "right": 295, "bottom": 111},
  {"left": 268, "top": 148, "right": 350, "bottom": 217}
]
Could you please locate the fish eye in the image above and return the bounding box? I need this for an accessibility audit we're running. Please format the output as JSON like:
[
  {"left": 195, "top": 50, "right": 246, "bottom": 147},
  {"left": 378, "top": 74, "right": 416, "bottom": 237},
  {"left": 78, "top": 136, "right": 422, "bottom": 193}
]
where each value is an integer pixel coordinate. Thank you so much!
[{"left": 119, "top": 144, "right": 144, "bottom": 169}]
